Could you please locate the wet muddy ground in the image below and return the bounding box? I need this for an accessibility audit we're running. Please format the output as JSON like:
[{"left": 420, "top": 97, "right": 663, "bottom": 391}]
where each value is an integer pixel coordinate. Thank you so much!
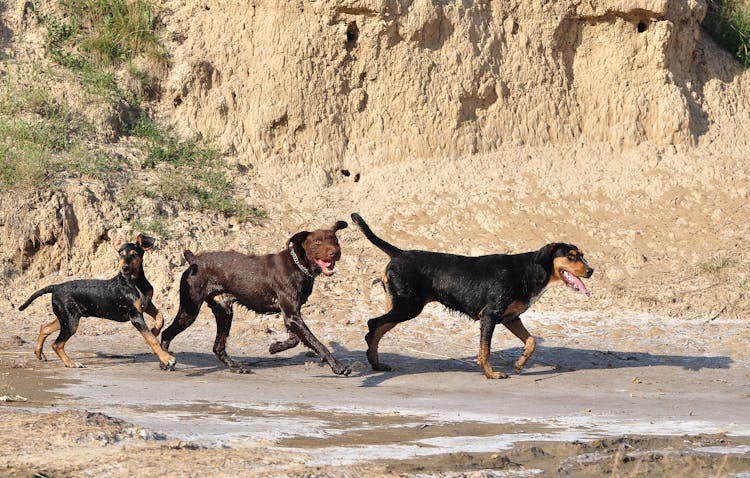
[{"left": 2, "top": 308, "right": 750, "bottom": 476}]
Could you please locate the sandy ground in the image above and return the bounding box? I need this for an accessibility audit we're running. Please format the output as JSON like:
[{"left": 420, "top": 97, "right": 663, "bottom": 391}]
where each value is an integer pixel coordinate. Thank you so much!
[
  {"left": 2, "top": 302, "right": 750, "bottom": 477},
  {"left": 2, "top": 143, "right": 749, "bottom": 477}
]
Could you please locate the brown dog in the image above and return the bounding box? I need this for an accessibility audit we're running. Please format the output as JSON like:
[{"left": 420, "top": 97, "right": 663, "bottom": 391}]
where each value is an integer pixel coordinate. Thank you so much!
[{"left": 160, "top": 221, "right": 351, "bottom": 375}]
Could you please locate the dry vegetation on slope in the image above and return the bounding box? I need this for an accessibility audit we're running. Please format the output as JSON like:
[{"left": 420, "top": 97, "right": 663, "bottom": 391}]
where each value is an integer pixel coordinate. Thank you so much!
[{"left": 0, "top": 0, "right": 749, "bottom": 328}]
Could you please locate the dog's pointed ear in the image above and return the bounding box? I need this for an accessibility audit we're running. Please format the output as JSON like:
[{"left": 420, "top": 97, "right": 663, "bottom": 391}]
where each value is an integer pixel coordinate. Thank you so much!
[
  {"left": 331, "top": 220, "right": 348, "bottom": 232},
  {"left": 287, "top": 231, "right": 310, "bottom": 248},
  {"left": 137, "top": 234, "right": 156, "bottom": 251},
  {"left": 113, "top": 239, "right": 125, "bottom": 252}
]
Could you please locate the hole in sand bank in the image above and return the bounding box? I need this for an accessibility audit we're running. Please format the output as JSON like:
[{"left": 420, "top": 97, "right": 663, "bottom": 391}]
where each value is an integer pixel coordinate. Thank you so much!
[
  {"left": 637, "top": 21, "right": 648, "bottom": 33},
  {"left": 346, "top": 22, "right": 359, "bottom": 50},
  {"left": 340, "top": 169, "right": 360, "bottom": 182}
]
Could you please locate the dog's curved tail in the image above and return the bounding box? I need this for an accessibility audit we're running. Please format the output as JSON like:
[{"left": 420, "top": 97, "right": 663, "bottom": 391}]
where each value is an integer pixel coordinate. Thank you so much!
[
  {"left": 18, "top": 285, "right": 56, "bottom": 311},
  {"left": 351, "top": 213, "right": 402, "bottom": 257}
]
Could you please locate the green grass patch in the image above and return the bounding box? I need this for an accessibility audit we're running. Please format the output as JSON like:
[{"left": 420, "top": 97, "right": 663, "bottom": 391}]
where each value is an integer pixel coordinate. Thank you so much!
[
  {"left": 0, "top": 81, "right": 115, "bottom": 189},
  {"left": 699, "top": 255, "right": 734, "bottom": 273},
  {"left": 132, "top": 214, "right": 171, "bottom": 239},
  {"left": 42, "top": 0, "right": 168, "bottom": 68},
  {"left": 151, "top": 167, "right": 266, "bottom": 223},
  {"left": 127, "top": 114, "right": 218, "bottom": 168},
  {"left": 704, "top": 0, "right": 750, "bottom": 67},
  {"left": 128, "top": 113, "right": 267, "bottom": 223},
  {"left": 34, "top": 0, "right": 167, "bottom": 99},
  {"left": 6, "top": 2, "right": 265, "bottom": 222}
]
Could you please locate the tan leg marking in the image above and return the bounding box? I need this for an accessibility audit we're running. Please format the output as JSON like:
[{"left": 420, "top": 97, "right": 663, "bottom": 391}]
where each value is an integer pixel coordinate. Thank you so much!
[
  {"left": 35, "top": 318, "right": 60, "bottom": 361},
  {"left": 478, "top": 336, "right": 508, "bottom": 379},
  {"left": 145, "top": 302, "right": 165, "bottom": 336},
  {"left": 52, "top": 340, "right": 84, "bottom": 368},
  {"left": 366, "top": 322, "right": 396, "bottom": 369},
  {"left": 138, "top": 329, "right": 176, "bottom": 368},
  {"left": 504, "top": 317, "right": 536, "bottom": 374}
]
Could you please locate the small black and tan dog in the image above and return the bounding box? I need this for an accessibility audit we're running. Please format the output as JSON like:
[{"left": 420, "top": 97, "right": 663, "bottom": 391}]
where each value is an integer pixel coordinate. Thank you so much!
[
  {"left": 17, "top": 234, "right": 175, "bottom": 370},
  {"left": 160, "top": 220, "right": 352, "bottom": 376},
  {"left": 351, "top": 213, "right": 593, "bottom": 379}
]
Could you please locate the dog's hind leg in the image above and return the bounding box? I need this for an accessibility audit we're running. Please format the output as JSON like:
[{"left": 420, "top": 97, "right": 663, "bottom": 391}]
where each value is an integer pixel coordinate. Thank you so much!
[
  {"left": 365, "top": 298, "right": 423, "bottom": 372},
  {"left": 269, "top": 332, "right": 300, "bottom": 354},
  {"left": 478, "top": 314, "right": 508, "bottom": 379},
  {"left": 207, "top": 296, "right": 249, "bottom": 373},
  {"left": 160, "top": 292, "right": 201, "bottom": 352},
  {"left": 50, "top": 303, "right": 84, "bottom": 368},
  {"left": 504, "top": 316, "right": 536, "bottom": 374},
  {"left": 161, "top": 267, "right": 204, "bottom": 351},
  {"left": 35, "top": 318, "right": 60, "bottom": 361}
]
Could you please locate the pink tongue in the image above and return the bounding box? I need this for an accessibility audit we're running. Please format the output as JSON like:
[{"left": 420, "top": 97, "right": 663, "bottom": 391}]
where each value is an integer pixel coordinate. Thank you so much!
[
  {"left": 316, "top": 259, "right": 334, "bottom": 275},
  {"left": 565, "top": 271, "right": 590, "bottom": 297}
]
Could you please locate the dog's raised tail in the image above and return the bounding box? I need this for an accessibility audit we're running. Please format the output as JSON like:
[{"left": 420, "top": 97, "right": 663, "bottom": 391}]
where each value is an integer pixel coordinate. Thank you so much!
[
  {"left": 17, "top": 285, "right": 56, "bottom": 311},
  {"left": 350, "top": 213, "right": 402, "bottom": 257}
]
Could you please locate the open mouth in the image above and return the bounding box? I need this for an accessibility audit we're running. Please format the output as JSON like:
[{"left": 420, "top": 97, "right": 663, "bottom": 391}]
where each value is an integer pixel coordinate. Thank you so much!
[
  {"left": 315, "top": 259, "right": 336, "bottom": 276},
  {"left": 560, "top": 269, "right": 591, "bottom": 297}
]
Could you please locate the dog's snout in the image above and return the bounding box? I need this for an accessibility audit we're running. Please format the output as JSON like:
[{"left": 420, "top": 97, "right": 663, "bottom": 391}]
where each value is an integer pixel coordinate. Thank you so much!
[{"left": 585, "top": 267, "right": 594, "bottom": 278}]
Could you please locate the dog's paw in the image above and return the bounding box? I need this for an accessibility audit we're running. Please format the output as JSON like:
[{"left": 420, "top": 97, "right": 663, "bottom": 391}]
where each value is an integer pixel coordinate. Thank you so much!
[
  {"left": 371, "top": 363, "right": 392, "bottom": 372},
  {"left": 66, "top": 362, "right": 86, "bottom": 369},
  {"left": 160, "top": 357, "right": 177, "bottom": 371},
  {"left": 485, "top": 370, "right": 509, "bottom": 379},
  {"left": 332, "top": 363, "right": 352, "bottom": 376},
  {"left": 35, "top": 352, "right": 47, "bottom": 361},
  {"left": 229, "top": 364, "right": 253, "bottom": 374}
]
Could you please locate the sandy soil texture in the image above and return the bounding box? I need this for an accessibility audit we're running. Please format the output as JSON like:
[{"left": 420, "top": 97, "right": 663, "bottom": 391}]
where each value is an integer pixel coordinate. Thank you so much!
[{"left": 2, "top": 297, "right": 750, "bottom": 477}]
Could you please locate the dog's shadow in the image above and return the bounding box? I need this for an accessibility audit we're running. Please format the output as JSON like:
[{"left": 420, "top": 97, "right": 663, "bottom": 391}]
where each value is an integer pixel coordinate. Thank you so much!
[
  {"left": 115, "top": 342, "right": 364, "bottom": 378},
  {"left": 355, "top": 340, "right": 733, "bottom": 387},
  {"left": 114, "top": 338, "right": 732, "bottom": 386}
]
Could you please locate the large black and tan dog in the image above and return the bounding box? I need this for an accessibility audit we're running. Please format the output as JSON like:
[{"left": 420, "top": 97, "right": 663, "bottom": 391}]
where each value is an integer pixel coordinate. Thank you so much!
[{"left": 351, "top": 213, "right": 593, "bottom": 379}]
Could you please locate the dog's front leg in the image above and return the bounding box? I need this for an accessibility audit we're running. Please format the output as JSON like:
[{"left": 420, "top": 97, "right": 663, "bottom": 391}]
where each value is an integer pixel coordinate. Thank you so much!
[
  {"left": 130, "top": 314, "right": 176, "bottom": 370},
  {"left": 280, "top": 306, "right": 351, "bottom": 376},
  {"left": 504, "top": 316, "right": 536, "bottom": 374},
  {"left": 144, "top": 302, "right": 165, "bottom": 337}
]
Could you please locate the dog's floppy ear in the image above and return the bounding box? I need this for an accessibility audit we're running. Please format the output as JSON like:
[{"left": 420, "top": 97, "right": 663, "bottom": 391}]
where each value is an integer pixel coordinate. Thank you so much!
[
  {"left": 136, "top": 233, "right": 156, "bottom": 251},
  {"left": 331, "top": 220, "right": 348, "bottom": 232},
  {"left": 534, "top": 243, "right": 562, "bottom": 263},
  {"left": 287, "top": 231, "right": 310, "bottom": 248},
  {"left": 113, "top": 239, "right": 125, "bottom": 252}
]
